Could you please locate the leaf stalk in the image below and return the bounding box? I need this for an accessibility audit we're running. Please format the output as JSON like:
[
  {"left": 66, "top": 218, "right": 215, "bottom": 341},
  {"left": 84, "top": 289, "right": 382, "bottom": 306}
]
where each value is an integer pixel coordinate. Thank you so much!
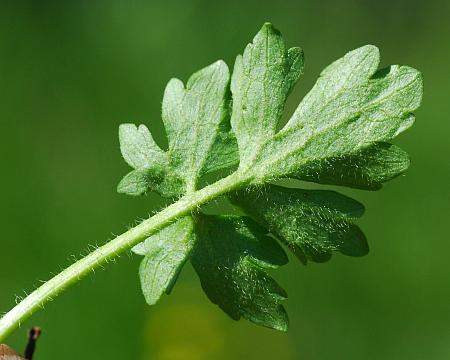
[{"left": 0, "top": 172, "right": 249, "bottom": 342}]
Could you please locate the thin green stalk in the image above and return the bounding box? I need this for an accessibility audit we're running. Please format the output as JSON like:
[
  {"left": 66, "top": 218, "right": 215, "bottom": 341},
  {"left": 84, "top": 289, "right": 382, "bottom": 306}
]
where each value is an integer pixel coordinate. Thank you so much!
[{"left": 0, "top": 171, "right": 249, "bottom": 342}]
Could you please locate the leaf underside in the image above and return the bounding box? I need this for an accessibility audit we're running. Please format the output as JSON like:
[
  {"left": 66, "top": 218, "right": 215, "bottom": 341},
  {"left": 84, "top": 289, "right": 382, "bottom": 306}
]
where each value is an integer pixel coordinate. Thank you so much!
[
  {"left": 191, "top": 215, "right": 288, "bottom": 331},
  {"left": 230, "top": 185, "right": 368, "bottom": 264},
  {"left": 132, "top": 216, "right": 195, "bottom": 305},
  {"left": 118, "top": 22, "right": 423, "bottom": 330}
]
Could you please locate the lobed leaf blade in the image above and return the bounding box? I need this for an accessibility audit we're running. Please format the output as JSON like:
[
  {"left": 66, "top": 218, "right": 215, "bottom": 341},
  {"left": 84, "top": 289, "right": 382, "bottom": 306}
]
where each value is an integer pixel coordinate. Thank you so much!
[
  {"left": 162, "top": 60, "right": 233, "bottom": 192},
  {"left": 191, "top": 215, "right": 289, "bottom": 330},
  {"left": 119, "top": 124, "right": 167, "bottom": 170},
  {"left": 230, "top": 185, "right": 368, "bottom": 263},
  {"left": 247, "top": 47, "right": 422, "bottom": 183},
  {"left": 132, "top": 217, "right": 195, "bottom": 305},
  {"left": 115, "top": 23, "right": 423, "bottom": 332},
  {"left": 117, "top": 169, "right": 151, "bottom": 196},
  {"left": 293, "top": 142, "right": 411, "bottom": 190},
  {"left": 230, "top": 23, "right": 304, "bottom": 167}
]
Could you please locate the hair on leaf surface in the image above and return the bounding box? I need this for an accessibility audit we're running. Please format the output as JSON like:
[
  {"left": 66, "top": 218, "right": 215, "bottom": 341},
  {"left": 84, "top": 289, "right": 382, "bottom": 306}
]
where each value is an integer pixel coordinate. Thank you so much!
[
  {"left": 0, "top": 22, "right": 422, "bottom": 341},
  {"left": 114, "top": 22, "right": 421, "bottom": 330}
]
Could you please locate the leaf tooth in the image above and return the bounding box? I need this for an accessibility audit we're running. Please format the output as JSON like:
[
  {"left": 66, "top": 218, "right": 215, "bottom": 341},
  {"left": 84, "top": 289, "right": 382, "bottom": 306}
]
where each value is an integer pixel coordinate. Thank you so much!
[{"left": 230, "top": 185, "right": 368, "bottom": 263}]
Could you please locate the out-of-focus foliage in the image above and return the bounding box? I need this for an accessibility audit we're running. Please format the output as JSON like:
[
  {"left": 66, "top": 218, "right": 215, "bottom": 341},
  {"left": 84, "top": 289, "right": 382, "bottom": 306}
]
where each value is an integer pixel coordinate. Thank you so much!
[{"left": 0, "top": 1, "right": 449, "bottom": 359}]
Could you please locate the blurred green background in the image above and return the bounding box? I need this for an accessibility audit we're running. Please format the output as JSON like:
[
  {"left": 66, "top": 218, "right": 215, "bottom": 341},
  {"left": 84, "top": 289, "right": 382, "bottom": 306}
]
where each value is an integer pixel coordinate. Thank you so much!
[{"left": 0, "top": 0, "right": 449, "bottom": 359}]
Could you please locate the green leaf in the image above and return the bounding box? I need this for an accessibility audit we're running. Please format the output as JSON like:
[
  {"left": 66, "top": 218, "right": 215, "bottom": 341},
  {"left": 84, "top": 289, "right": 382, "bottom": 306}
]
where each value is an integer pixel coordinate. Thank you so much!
[
  {"left": 118, "top": 123, "right": 173, "bottom": 197},
  {"left": 231, "top": 22, "right": 304, "bottom": 167},
  {"left": 119, "top": 124, "right": 167, "bottom": 170},
  {"left": 231, "top": 41, "right": 422, "bottom": 183},
  {"left": 117, "top": 169, "right": 150, "bottom": 196},
  {"left": 119, "top": 60, "right": 237, "bottom": 197},
  {"left": 132, "top": 216, "right": 195, "bottom": 305},
  {"left": 230, "top": 185, "right": 368, "bottom": 263},
  {"left": 293, "top": 142, "right": 410, "bottom": 190},
  {"left": 191, "top": 215, "right": 289, "bottom": 330},
  {"left": 162, "top": 60, "right": 235, "bottom": 192},
  {"left": 118, "top": 124, "right": 171, "bottom": 197},
  {"left": 115, "top": 23, "right": 423, "bottom": 332}
]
